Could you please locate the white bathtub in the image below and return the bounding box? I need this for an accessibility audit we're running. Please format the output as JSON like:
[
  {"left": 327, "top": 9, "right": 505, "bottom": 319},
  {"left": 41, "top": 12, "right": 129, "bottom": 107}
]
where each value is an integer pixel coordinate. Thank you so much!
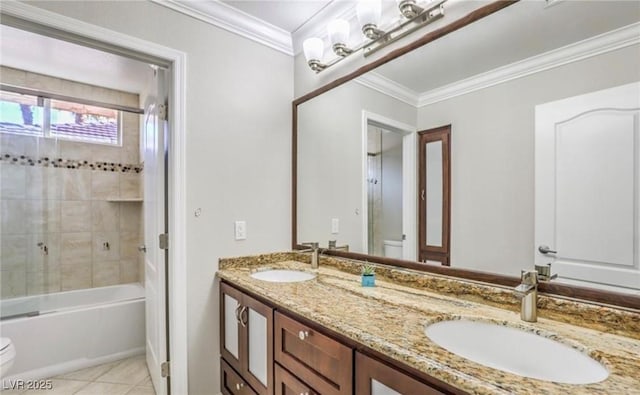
[{"left": 0, "top": 283, "right": 145, "bottom": 380}]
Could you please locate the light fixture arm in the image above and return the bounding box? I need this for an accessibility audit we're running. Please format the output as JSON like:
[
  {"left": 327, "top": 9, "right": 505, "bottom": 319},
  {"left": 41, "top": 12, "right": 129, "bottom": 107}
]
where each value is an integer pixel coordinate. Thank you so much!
[{"left": 306, "top": 0, "right": 448, "bottom": 73}]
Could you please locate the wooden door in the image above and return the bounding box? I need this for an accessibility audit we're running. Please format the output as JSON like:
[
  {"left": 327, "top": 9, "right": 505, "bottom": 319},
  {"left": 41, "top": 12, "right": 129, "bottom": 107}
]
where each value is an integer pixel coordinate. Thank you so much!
[
  {"left": 143, "top": 67, "right": 168, "bottom": 395},
  {"left": 242, "top": 293, "right": 274, "bottom": 395},
  {"left": 220, "top": 282, "right": 244, "bottom": 374},
  {"left": 418, "top": 125, "right": 451, "bottom": 265},
  {"left": 535, "top": 82, "right": 640, "bottom": 290}
]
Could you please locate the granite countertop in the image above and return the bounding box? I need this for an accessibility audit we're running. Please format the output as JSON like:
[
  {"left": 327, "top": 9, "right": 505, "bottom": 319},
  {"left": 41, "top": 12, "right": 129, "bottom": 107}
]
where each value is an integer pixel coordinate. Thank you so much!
[{"left": 216, "top": 254, "right": 640, "bottom": 395}]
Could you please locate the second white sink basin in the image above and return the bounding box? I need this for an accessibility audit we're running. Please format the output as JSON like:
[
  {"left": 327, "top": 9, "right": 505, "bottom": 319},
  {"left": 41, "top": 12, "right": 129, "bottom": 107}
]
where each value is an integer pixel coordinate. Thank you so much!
[
  {"left": 250, "top": 269, "right": 316, "bottom": 283},
  {"left": 425, "top": 319, "right": 608, "bottom": 384}
]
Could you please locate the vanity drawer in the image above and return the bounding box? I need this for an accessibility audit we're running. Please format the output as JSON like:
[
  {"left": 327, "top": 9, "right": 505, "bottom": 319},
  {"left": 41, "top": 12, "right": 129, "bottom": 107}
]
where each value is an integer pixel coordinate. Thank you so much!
[
  {"left": 275, "top": 363, "right": 318, "bottom": 395},
  {"left": 274, "top": 312, "right": 352, "bottom": 395},
  {"left": 221, "top": 358, "right": 258, "bottom": 395}
]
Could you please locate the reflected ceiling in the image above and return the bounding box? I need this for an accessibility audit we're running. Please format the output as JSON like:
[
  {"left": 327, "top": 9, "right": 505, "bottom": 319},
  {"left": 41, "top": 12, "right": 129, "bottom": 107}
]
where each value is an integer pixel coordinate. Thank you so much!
[{"left": 373, "top": 0, "right": 640, "bottom": 94}]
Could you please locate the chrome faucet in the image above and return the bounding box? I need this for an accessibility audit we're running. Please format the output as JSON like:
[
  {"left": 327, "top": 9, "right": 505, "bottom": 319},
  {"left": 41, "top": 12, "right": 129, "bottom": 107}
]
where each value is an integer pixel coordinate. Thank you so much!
[
  {"left": 300, "top": 242, "right": 320, "bottom": 269},
  {"left": 328, "top": 240, "right": 349, "bottom": 252},
  {"left": 514, "top": 270, "right": 538, "bottom": 322}
]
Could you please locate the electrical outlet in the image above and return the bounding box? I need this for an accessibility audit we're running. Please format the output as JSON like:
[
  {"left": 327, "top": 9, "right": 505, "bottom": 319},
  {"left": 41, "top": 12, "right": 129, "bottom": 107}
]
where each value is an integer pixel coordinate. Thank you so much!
[
  {"left": 235, "top": 221, "right": 246, "bottom": 240},
  {"left": 331, "top": 218, "right": 339, "bottom": 234}
]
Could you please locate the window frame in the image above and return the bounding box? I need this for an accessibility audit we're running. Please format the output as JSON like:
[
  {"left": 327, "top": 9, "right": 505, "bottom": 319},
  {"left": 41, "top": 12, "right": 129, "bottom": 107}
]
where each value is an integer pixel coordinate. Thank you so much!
[{"left": 0, "top": 84, "right": 142, "bottom": 147}]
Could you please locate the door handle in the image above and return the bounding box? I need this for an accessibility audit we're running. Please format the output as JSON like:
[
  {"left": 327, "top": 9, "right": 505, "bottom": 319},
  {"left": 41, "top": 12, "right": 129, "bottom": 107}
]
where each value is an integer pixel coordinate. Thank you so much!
[
  {"left": 538, "top": 245, "right": 557, "bottom": 255},
  {"left": 421, "top": 189, "right": 425, "bottom": 201},
  {"left": 234, "top": 304, "right": 242, "bottom": 323},
  {"left": 138, "top": 245, "right": 147, "bottom": 253},
  {"left": 239, "top": 306, "right": 248, "bottom": 327}
]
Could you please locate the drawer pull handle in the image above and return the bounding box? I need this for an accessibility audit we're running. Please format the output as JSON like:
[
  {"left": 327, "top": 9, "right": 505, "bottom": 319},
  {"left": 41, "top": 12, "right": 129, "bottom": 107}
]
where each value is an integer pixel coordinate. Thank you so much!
[
  {"left": 236, "top": 382, "right": 244, "bottom": 391},
  {"left": 298, "top": 330, "right": 309, "bottom": 340},
  {"left": 300, "top": 392, "right": 309, "bottom": 395}
]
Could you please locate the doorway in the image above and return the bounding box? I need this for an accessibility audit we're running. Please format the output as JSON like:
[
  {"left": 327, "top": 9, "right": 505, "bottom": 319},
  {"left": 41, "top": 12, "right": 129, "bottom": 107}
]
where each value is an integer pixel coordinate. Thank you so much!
[
  {"left": 0, "top": 4, "right": 188, "bottom": 394},
  {"left": 361, "top": 111, "right": 416, "bottom": 261}
]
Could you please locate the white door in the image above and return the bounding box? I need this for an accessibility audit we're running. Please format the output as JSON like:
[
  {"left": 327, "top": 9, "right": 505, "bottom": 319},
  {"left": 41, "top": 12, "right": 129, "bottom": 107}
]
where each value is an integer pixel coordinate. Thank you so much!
[
  {"left": 535, "top": 82, "right": 640, "bottom": 291},
  {"left": 143, "top": 67, "right": 168, "bottom": 395}
]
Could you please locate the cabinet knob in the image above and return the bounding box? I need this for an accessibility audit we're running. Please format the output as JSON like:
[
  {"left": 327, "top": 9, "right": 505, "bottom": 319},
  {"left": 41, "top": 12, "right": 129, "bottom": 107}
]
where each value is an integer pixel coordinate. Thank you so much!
[
  {"left": 236, "top": 382, "right": 244, "bottom": 391},
  {"left": 298, "top": 330, "right": 309, "bottom": 340}
]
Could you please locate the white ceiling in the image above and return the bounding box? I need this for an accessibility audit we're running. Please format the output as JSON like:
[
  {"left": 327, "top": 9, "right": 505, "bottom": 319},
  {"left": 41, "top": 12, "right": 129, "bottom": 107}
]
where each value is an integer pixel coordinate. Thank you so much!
[
  {"left": 373, "top": 0, "right": 640, "bottom": 94},
  {"left": 0, "top": 25, "right": 151, "bottom": 94},
  {"left": 221, "top": 0, "right": 332, "bottom": 32}
]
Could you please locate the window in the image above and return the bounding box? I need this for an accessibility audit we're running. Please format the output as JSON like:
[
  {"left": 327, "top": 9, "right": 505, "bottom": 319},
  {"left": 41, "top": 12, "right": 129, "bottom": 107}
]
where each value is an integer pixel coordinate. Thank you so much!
[{"left": 0, "top": 90, "right": 122, "bottom": 146}]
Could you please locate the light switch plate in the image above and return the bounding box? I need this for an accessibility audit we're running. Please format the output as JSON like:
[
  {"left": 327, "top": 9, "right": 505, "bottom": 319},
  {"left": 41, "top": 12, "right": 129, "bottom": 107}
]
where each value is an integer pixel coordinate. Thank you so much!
[
  {"left": 331, "top": 218, "right": 339, "bottom": 234},
  {"left": 235, "top": 221, "right": 246, "bottom": 240}
]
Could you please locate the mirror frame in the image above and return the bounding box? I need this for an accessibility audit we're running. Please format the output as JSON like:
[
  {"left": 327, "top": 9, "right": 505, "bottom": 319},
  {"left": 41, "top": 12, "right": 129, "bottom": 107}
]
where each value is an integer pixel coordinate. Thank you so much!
[{"left": 291, "top": 0, "right": 640, "bottom": 310}]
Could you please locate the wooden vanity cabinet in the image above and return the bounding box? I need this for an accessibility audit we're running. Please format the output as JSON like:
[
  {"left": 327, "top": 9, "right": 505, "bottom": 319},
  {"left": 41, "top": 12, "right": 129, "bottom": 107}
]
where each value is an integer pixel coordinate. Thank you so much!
[
  {"left": 220, "top": 282, "right": 274, "bottom": 395},
  {"left": 274, "top": 311, "right": 353, "bottom": 395},
  {"left": 222, "top": 359, "right": 257, "bottom": 395},
  {"left": 355, "top": 352, "right": 447, "bottom": 395},
  {"left": 274, "top": 363, "right": 318, "bottom": 395},
  {"left": 220, "top": 280, "right": 464, "bottom": 395}
]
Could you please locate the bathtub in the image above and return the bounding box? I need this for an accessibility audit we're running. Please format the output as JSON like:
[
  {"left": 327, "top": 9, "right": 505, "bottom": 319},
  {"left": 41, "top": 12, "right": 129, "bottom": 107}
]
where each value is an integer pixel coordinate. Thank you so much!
[{"left": 0, "top": 283, "right": 145, "bottom": 380}]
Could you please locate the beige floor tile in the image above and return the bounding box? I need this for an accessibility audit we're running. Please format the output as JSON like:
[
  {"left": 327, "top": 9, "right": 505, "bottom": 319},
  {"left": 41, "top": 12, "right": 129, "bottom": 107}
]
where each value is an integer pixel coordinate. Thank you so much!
[
  {"left": 22, "top": 379, "right": 88, "bottom": 395},
  {"left": 125, "top": 386, "right": 155, "bottom": 395},
  {"left": 73, "top": 382, "right": 132, "bottom": 395},
  {"left": 56, "top": 361, "right": 119, "bottom": 381},
  {"left": 95, "top": 356, "right": 148, "bottom": 385},
  {"left": 136, "top": 374, "right": 153, "bottom": 388},
  {"left": 0, "top": 387, "right": 26, "bottom": 394}
]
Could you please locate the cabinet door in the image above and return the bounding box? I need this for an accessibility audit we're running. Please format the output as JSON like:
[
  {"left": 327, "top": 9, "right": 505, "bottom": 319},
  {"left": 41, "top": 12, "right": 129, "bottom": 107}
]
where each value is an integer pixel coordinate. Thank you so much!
[
  {"left": 222, "top": 358, "right": 258, "bottom": 395},
  {"left": 242, "top": 293, "right": 274, "bottom": 395},
  {"left": 274, "top": 363, "right": 318, "bottom": 395},
  {"left": 221, "top": 282, "right": 244, "bottom": 374},
  {"left": 275, "top": 312, "right": 352, "bottom": 395},
  {"left": 355, "top": 352, "right": 445, "bottom": 395}
]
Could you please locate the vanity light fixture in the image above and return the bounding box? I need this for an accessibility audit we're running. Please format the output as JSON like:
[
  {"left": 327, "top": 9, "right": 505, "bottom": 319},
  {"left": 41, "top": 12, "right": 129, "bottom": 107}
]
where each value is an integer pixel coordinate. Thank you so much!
[{"left": 303, "top": 0, "right": 447, "bottom": 73}]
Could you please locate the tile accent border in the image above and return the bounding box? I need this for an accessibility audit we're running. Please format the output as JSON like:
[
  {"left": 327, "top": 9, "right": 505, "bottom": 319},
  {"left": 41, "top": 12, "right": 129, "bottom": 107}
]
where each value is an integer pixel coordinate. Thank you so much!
[{"left": 0, "top": 153, "right": 143, "bottom": 173}]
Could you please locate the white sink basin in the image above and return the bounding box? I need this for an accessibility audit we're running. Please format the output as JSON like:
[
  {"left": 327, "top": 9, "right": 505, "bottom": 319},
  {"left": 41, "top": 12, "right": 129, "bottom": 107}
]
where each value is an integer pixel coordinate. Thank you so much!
[
  {"left": 250, "top": 270, "right": 316, "bottom": 283},
  {"left": 425, "top": 319, "right": 608, "bottom": 384}
]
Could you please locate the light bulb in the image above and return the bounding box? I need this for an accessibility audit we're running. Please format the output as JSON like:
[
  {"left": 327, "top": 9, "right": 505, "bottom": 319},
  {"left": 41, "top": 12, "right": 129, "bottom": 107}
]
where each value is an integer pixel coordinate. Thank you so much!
[
  {"left": 328, "top": 19, "right": 350, "bottom": 46},
  {"left": 302, "top": 37, "right": 324, "bottom": 62},
  {"left": 356, "top": 0, "right": 382, "bottom": 27}
]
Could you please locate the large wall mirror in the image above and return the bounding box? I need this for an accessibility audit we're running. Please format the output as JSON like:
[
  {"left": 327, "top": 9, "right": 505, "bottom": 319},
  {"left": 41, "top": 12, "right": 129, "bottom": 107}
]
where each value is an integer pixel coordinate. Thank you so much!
[{"left": 294, "top": 0, "right": 640, "bottom": 306}]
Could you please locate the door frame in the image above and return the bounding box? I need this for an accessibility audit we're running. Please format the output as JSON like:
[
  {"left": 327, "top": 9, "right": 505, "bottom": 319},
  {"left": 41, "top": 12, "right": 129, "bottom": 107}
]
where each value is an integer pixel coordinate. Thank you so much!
[
  {"left": 0, "top": 3, "right": 189, "bottom": 393},
  {"left": 361, "top": 111, "right": 417, "bottom": 261},
  {"left": 418, "top": 125, "right": 451, "bottom": 265}
]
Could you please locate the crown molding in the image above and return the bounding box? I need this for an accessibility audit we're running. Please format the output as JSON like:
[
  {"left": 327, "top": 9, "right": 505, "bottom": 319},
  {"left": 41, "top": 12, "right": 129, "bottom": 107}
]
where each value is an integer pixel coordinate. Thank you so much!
[
  {"left": 355, "top": 72, "right": 419, "bottom": 107},
  {"left": 150, "top": 0, "right": 293, "bottom": 56},
  {"left": 349, "top": 22, "right": 640, "bottom": 109},
  {"left": 417, "top": 22, "right": 640, "bottom": 107}
]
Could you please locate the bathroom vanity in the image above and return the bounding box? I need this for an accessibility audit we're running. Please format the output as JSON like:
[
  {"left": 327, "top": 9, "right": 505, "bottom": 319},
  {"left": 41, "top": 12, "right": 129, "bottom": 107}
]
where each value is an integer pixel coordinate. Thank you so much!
[{"left": 216, "top": 252, "right": 640, "bottom": 395}]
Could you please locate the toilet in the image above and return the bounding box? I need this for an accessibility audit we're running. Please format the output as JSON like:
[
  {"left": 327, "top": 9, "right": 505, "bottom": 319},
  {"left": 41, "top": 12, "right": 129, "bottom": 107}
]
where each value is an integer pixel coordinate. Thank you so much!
[
  {"left": 383, "top": 240, "right": 403, "bottom": 259},
  {"left": 0, "top": 338, "right": 16, "bottom": 377}
]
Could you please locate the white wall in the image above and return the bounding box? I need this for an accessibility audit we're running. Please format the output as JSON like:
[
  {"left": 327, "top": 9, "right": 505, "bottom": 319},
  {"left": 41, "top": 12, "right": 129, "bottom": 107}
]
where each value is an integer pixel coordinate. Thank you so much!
[
  {"left": 23, "top": 1, "right": 293, "bottom": 393},
  {"left": 297, "top": 81, "right": 415, "bottom": 251},
  {"left": 380, "top": 131, "right": 403, "bottom": 242},
  {"left": 417, "top": 44, "right": 640, "bottom": 276}
]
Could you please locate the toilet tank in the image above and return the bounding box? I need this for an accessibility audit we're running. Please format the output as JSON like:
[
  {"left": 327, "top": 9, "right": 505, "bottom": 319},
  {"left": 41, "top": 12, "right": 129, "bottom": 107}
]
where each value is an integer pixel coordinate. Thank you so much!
[{"left": 383, "top": 240, "right": 403, "bottom": 259}]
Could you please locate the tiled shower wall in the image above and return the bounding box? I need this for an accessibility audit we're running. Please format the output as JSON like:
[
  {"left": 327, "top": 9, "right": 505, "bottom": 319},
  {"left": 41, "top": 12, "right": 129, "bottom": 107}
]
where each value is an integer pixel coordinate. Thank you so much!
[{"left": 0, "top": 66, "right": 144, "bottom": 298}]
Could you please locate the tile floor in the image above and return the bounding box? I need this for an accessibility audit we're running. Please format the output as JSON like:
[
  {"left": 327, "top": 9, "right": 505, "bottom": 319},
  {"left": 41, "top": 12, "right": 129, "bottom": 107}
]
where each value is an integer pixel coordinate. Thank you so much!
[{"left": 2, "top": 355, "right": 155, "bottom": 395}]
